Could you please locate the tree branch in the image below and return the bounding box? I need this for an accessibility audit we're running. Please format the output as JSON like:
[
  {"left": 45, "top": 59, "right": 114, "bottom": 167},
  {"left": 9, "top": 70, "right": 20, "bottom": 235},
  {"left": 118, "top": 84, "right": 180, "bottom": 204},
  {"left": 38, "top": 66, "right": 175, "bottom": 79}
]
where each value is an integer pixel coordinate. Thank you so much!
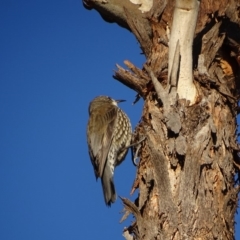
[{"left": 113, "top": 64, "right": 147, "bottom": 96}]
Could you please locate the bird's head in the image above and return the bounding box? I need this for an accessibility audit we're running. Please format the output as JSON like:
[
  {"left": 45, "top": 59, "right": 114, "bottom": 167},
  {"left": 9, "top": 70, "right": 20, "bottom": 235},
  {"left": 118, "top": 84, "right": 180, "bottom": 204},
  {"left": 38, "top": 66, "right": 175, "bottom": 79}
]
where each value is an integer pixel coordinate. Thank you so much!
[{"left": 88, "top": 96, "right": 125, "bottom": 114}]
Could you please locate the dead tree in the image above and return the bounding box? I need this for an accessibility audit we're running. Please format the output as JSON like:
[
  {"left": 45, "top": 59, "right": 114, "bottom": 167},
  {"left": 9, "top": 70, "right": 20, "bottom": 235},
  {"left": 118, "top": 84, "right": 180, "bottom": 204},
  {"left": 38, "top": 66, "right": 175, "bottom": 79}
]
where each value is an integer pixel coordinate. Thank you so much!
[{"left": 83, "top": 0, "right": 240, "bottom": 239}]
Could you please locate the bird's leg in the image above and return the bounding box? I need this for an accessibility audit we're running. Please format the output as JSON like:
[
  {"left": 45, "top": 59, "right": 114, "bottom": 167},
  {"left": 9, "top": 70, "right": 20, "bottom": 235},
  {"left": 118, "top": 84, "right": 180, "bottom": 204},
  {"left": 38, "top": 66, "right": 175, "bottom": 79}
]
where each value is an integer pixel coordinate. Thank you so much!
[
  {"left": 131, "top": 142, "right": 143, "bottom": 166},
  {"left": 125, "top": 136, "right": 146, "bottom": 149},
  {"left": 121, "top": 136, "right": 146, "bottom": 166}
]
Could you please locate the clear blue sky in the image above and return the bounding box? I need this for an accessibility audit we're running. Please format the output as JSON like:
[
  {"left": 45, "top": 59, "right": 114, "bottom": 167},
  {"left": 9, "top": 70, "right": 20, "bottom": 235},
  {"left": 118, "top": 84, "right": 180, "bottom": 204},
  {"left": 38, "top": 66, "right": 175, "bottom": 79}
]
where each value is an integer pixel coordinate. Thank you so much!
[{"left": 0, "top": 1, "right": 239, "bottom": 239}]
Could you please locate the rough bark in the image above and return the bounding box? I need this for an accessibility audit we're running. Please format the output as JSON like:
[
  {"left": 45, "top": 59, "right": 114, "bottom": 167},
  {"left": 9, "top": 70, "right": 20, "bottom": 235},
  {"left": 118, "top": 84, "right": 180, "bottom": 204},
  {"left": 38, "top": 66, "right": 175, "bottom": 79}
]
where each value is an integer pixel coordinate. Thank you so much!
[{"left": 83, "top": 0, "right": 240, "bottom": 239}]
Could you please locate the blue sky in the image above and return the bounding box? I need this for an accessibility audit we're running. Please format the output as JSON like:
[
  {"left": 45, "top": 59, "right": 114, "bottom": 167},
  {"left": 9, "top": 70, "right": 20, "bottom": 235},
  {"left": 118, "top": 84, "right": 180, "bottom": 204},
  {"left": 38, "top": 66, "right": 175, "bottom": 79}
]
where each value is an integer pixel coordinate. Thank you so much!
[{"left": 0, "top": 1, "right": 239, "bottom": 239}]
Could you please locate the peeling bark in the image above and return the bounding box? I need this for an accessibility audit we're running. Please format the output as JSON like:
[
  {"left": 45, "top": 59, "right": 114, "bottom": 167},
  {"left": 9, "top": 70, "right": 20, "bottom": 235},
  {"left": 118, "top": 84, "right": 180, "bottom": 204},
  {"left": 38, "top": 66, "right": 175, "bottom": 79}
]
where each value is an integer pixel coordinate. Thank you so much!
[{"left": 83, "top": 0, "right": 240, "bottom": 239}]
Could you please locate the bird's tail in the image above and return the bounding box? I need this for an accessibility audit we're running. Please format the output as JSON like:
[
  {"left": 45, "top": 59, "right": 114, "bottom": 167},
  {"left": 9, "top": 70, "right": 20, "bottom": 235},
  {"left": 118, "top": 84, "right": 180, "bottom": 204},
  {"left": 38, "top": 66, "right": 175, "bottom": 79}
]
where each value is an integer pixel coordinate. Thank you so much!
[{"left": 101, "top": 166, "right": 116, "bottom": 206}]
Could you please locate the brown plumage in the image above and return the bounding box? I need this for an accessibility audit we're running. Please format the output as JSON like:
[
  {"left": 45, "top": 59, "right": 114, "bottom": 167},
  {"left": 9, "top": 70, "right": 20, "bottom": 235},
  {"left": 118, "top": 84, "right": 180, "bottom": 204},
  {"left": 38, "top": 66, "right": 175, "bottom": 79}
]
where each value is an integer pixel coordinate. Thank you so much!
[{"left": 87, "top": 96, "right": 132, "bottom": 206}]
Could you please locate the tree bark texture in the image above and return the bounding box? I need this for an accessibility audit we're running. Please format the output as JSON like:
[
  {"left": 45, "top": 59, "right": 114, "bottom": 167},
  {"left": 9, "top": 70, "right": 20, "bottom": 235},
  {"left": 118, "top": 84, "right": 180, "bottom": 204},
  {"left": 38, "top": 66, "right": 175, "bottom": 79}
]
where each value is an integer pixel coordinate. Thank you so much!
[{"left": 83, "top": 0, "right": 240, "bottom": 239}]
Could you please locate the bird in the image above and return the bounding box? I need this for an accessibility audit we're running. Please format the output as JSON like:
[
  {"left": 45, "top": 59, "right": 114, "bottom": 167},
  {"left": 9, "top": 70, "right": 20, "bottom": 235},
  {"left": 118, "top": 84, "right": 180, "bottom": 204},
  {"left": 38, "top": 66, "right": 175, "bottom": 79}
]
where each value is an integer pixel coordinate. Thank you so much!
[{"left": 87, "top": 96, "right": 132, "bottom": 206}]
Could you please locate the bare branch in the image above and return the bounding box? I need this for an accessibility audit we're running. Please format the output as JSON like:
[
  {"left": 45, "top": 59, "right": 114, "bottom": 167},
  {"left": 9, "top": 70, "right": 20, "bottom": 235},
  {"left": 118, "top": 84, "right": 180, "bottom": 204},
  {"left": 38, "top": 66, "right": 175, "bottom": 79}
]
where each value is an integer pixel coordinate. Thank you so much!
[
  {"left": 83, "top": 0, "right": 152, "bottom": 56},
  {"left": 114, "top": 64, "right": 147, "bottom": 96}
]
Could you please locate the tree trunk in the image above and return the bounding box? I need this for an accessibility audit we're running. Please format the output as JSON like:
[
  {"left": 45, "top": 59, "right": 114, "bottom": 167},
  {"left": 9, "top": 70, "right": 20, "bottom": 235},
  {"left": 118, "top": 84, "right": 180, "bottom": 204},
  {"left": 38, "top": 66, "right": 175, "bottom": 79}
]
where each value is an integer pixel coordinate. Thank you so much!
[{"left": 83, "top": 0, "right": 240, "bottom": 239}]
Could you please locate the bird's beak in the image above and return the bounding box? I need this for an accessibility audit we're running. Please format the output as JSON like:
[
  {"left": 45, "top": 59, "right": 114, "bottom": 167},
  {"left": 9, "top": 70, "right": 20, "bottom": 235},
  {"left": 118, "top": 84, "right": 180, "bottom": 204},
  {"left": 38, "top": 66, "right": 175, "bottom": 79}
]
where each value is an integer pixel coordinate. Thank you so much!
[{"left": 116, "top": 99, "right": 126, "bottom": 103}]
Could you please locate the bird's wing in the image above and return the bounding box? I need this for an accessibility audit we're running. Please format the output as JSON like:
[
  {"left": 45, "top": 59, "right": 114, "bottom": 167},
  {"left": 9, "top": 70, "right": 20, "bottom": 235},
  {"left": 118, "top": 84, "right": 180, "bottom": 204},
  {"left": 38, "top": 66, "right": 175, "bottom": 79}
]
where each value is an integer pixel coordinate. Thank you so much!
[{"left": 87, "top": 105, "right": 117, "bottom": 178}]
